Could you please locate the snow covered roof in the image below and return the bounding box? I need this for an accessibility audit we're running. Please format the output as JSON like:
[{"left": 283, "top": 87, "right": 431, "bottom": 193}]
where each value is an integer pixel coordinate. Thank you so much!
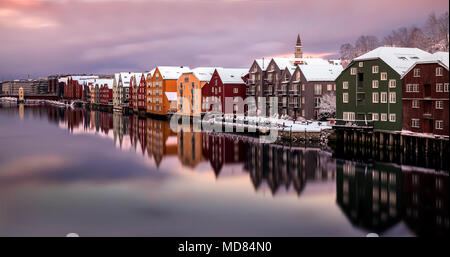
[
  {"left": 353, "top": 47, "right": 433, "bottom": 75},
  {"left": 299, "top": 63, "right": 344, "bottom": 81},
  {"left": 432, "top": 51, "right": 449, "bottom": 69},
  {"left": 116, "top": 72, "right": 142, "bottom": 87},
  {"left": 71, "top": 75, "right": 99, "bottom": 81},
  {"left": 216, "top": 68, "right": 248, "bottom": 84},
  {"left": 189, "top": 67, "right": 219, "bottom": 82},
  {"left": 272, "top": 57, "right": 330, "bottom": 71},
  {"left": 165, "top": 92, "right": 177, "bottom": 101},
  {"left": 255, "top": 59, "right": 269, "bottom": 71},
  {"left": 157, "top": 66, "right": 191, "bottom": 80},
  {"left": 94, "top": 78, "right": 114, "bottom": 89}
]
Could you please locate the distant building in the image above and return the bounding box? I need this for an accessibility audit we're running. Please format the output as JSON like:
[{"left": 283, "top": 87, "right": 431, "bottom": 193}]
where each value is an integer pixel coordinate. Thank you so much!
[{"left": 1, "top": 79, "right": 48, "bottom": 96}]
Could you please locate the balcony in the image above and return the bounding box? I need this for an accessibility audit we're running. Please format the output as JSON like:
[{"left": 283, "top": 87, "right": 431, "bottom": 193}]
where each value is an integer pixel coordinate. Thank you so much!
[
  {"left": 289, "top": 89, "right": 299, "bottom": 95},
  {"left": 289, "top": 102, "right": 300, "bottom": 108},
  {"left": 278, "top": 90, "right": 287, "bottom": 96},
  {"left": 247, "top": 79, "right": 255, "bottom": 85}
]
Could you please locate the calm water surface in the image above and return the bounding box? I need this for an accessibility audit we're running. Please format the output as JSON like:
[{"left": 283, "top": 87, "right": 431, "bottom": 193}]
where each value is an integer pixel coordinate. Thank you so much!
[{"left": 0, "top": 103, "right": 448, "bottom": 236}]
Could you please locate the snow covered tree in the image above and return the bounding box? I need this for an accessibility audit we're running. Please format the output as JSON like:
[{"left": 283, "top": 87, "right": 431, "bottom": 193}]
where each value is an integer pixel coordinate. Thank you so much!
[{"left": 317, "top": 94, "right": 336, "bottom": 121}]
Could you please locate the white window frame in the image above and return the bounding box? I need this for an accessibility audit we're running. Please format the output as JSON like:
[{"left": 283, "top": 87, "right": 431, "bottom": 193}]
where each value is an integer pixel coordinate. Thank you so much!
[
  {"left": 343, "top": 112, "right": 355, "bottom": 121},
  {"left": 372, "top": 113, "right": 379, "bottom": 121},
  {"left": 444, "top": 83, "right": 449, "bottom": 92},
  {"left": 411, "top": 119, "right": 420, "bottom": 128},
  {"left": 343, "top": 81, "right": 349, "bottom": 89},
  {"left": 233, "top": 88, "right": 238, "bottom": 94},
  {"left": 381, "top": 113, "right": 387, "bottom": 121},
  {"left": 436, "top": 67, "right": 443, "bottom": 76},
  {"left": 372, "top": 66, "right": 379, "bottom": 74},
  {"left": 372, "top": 80, "right": 379, "bottom": 88},
  {"left": 413, "top": 68, "right": 420, "bottom": 77},
  {"left": 359, "top": 62, "right": 364, "bottom": 67},
  {"left": 436, "top": 120, "right": 443, "bottom": 130},
  {"left": 389, "top": 92, "right": 396, "bottom": 103},
  {"left": 389, "top": 113, "right": 396, "bottom": 122},
  {"left": 343, "top": 93, "right": 349, "bottom": 103},
  {"left": 372, "top": 92, "right": 379, "bottom": 103},
  {"left": 389, "top": 79, "right": 396, "bottom": 88},
  {"left": 327, "top": 84, "right": 333, "bottom": 91},
  {"left": 381, "top": 72, "right": 387, "bottom": 81},
  {"left": 436, "top": 100, "right": 443, "bottom": 109},
  {"left": 380, "top": 92, "right": 387, "bottom": 103},
  {"left": 350, "top": 68, "right": 357, "bottom": 75},
  {"left": 412, "top": 99, "right": 420, "bottom": 108},
  {"left": 436, "top": 83, "right": 443, "bottom": 92}
]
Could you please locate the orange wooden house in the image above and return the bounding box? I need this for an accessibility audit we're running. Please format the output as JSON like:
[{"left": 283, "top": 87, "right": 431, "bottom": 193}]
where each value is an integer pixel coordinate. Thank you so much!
[
  {"left": 176, "top": 67, "right": 218, "bottom": 117},
  {"left": 147, "top": 66, "right": 190, "bottom": 116}
]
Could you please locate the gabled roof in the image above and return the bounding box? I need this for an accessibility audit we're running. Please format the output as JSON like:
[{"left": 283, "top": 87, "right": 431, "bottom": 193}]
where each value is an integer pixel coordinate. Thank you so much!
[
  {"left": 156, "top": 66, "right": 191, "bottom": 80},
  {"left": 94, "top": 78, "right": 114, "bottom": 89},
  {"left": 116, "top": 72, "right": 141, "bottom": 87},
  {"left": 353, "top": 47, "right": 433, "bottom": 75},
  {"left": 216, "top": 68, "right": 248, "bottom": 84},
  {"left": 190, "top": 67, "right": 219, "bottom": 82},
  {"left": 299, "top": 63, "right": 344, "bottom": 82},
  {"left": 254, "top": 59, "right": 269, "bottom": 71},
  {"left": 271, "top": 57, "right": 331, "bottom": 71},
  {"left": 400, "top": 51, "right": 449, "bottom": 78}
]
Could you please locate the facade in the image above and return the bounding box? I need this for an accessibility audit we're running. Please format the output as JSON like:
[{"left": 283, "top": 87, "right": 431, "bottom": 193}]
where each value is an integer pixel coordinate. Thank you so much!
[
  {"left": 336, "top": 47, "right": 433, "bottom": 131},
  {"left": 208, "top": 68, "right": 248, "bottom": 115},
  {"left": 113, "top": 72, "right": 139, "bottom": 110},
  {"left": 401, "top": 52, "right": 449, "bottom": 136},
  {"left": 177, "top": 67, "right": 217, "bottom": 117},
  {"left": 247, "top": 58, "right": 270, "bottom": 114},
  {"left": 147, "top": 66, "right": 190, "bottom": 115},
  {"left": 129, "top": 73, "right": 148, "bottom": 112},
  {"left": 293, "top": 62, "right": 342, "bottom": 120},
  {"left": 96, "top": 78, "right": 114, "bottom": 105},
  {"left": 1, "top": 79, "right": 49, "bottom": 96}
]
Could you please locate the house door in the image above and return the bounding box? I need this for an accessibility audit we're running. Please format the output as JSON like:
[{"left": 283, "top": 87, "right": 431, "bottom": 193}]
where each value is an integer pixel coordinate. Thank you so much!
[
  {"left": 424, "top": 84, "right": 431, "bottom": 98},
  {"left": 423, "top": 119, "right": 433, "bottom": 133}
]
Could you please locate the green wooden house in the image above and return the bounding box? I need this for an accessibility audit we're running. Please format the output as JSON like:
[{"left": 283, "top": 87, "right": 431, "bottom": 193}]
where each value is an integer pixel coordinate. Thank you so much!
[{"left": 336, "top": 47, "right": 432, "bottom": 131}]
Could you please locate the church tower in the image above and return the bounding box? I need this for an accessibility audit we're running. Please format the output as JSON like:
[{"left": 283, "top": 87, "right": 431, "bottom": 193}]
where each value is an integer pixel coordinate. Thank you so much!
[{"left": 295, "top": 34, "right": 303, "bottom": 58}]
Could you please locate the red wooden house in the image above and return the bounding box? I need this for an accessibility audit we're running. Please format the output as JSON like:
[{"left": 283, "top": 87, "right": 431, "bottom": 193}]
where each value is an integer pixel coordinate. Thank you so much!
[
  {"left": 205, "top": 68, "right": 248, "bottom": 115},
  {"left": 136, "top": 73, "right": 147, "bottom": 111},
  {"left": 129, "top": 75, "right": 138, "bottom": 109},
  {"left": 402, "top": 52, "right": 449, "bottom": 136}
]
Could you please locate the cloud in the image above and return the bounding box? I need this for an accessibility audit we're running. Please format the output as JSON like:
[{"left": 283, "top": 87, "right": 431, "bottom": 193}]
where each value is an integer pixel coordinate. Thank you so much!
[{"left": 0, "top": 0, "right": 448, "bottom": 79}]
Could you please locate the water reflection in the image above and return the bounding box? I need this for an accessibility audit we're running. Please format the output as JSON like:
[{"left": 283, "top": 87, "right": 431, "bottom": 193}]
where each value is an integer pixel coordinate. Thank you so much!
[{"left": 0, "top": 104, "right": 448, "bottom": 236}]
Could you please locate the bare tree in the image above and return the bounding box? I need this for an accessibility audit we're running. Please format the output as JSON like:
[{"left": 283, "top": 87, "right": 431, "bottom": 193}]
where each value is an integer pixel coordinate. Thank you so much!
[{"left": 424, "top": 12, "right": 449, "bottom": 51}]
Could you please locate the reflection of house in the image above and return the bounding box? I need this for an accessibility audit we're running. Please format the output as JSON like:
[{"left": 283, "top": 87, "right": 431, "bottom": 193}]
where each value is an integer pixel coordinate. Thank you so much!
[
  {"left": 245, "top": 143, "right": 334, "bottom": 195},
  {"left": 177, "top": 128, "right": 204, "bottom": 168},
  {"left": 201, "top": 133, "right": 247, "bottom": 176},
  {"left": 336, "top": 160, "right": 402, "bottom": 233},
  {"left": 402, "top": 167, "right": 449, "bottom": 236},
  {"left": 146, "top": 119, "right": 177, "bottom": 167}
]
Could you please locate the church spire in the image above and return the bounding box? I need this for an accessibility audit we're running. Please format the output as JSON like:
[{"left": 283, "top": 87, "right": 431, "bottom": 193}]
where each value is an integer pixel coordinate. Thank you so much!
[{"left": 295, "top": 34, "right": 303, "bottom": 58}]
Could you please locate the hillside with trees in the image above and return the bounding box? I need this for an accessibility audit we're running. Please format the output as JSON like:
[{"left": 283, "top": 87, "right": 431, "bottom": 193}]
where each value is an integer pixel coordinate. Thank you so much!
[{"left": 339, "top": 12, "right": 449, "bottom": 67}]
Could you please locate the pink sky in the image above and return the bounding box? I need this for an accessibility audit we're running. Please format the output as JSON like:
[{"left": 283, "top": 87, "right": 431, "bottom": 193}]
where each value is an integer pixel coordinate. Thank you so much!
[{"left": 0, "top": 0, "right": 448, "bottom": 79}]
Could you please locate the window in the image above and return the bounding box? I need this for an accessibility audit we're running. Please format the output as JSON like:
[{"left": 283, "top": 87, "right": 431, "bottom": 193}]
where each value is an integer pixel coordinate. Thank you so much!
[
  {"left": 413, "top": 68, "right": 420, "bottom": 77},
  {"left": 285, "top": 73, "right": 290, "bottom": 81},
  {"left": 302, "top": 84, "right": 305, "bottom": 91},
  {"left": 314, "top": 84, "right": 322, "bottom": 95},
  {"left": 436, "top": 83, "right": 443, "bottom": 92},
  {"left": 350, "top": 68, "right": 357, "bottom": 75},
  {"left": 444, "top": 83, "right": 449, "bottom": 92},
  {"left": 372, "top": 80, "right": 379, "bottom": 88},
  {"left": 381, "top": 113, "right": 387, "bottom": 121},
  {"left": 343, "top": 93, "right": 349, "bottom": 103},
  {"left": 413, "top": 84, "right": 419, "bottom": 92},
  {"left": 314, "top": 97, "right": 321, "bottom": 108},
  {"left": 343, "top": 81, "right": 348, "bottom": 89},
  {"left": 381, "top": 72, "right": 387, "bottom": 80},
  {"left": 372, "top": 66, "right": 379, "bottom": 73},
  {"left": 372, "top": 113, "right": 379, "bottom": 121},
  {"left": 412, "top": 119, "right": 420, "bottom": 128},
  {"left": 389, "top": 79, "right": 396, "bottom": 88},
  {"left": 436, "top": 101, "right": 443, "bottom": 109},
  {"left": 233, "top": 88, "right": 238, "bottom": 94},
  {"left": 327, "top": 84, "right": 333, "bottom": 91},
  {"left": 301, "top": 97, "right": 305, "bottom": 104},
  {"left": 436, "top": 67, "right": 443, "bottom": 76},
  {"left": 389, "top": 92, "right": 396, "bottom": 103},
  {"left": 389, "top": 113, "right": 396, "bottom": 122},
  {"left": 412, "top": 100, "right": 420, "bottom": 108},
  {"left": 359, "top": 62, "right": 364, "bottom": 67},
  {"left": 372, "top": 92, "right": 379, "bottom": 103},
  {"left": 436, "top": 120, "right": 443, "bottom": 129},
  {"left": 343, "top": 112, "right": 355, "bottom": 121},
  {"left": 380, "top": 92, "right": 387, "bottom": 103}
]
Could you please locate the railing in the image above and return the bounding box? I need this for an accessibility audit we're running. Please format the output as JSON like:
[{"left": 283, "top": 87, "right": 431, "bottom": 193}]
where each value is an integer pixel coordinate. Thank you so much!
[
  {"left": 423, "top": 113, "right": 432, "bottom": 119},
  {"left": 334, "top": 119, "right": 374, "bottom": 128}
]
